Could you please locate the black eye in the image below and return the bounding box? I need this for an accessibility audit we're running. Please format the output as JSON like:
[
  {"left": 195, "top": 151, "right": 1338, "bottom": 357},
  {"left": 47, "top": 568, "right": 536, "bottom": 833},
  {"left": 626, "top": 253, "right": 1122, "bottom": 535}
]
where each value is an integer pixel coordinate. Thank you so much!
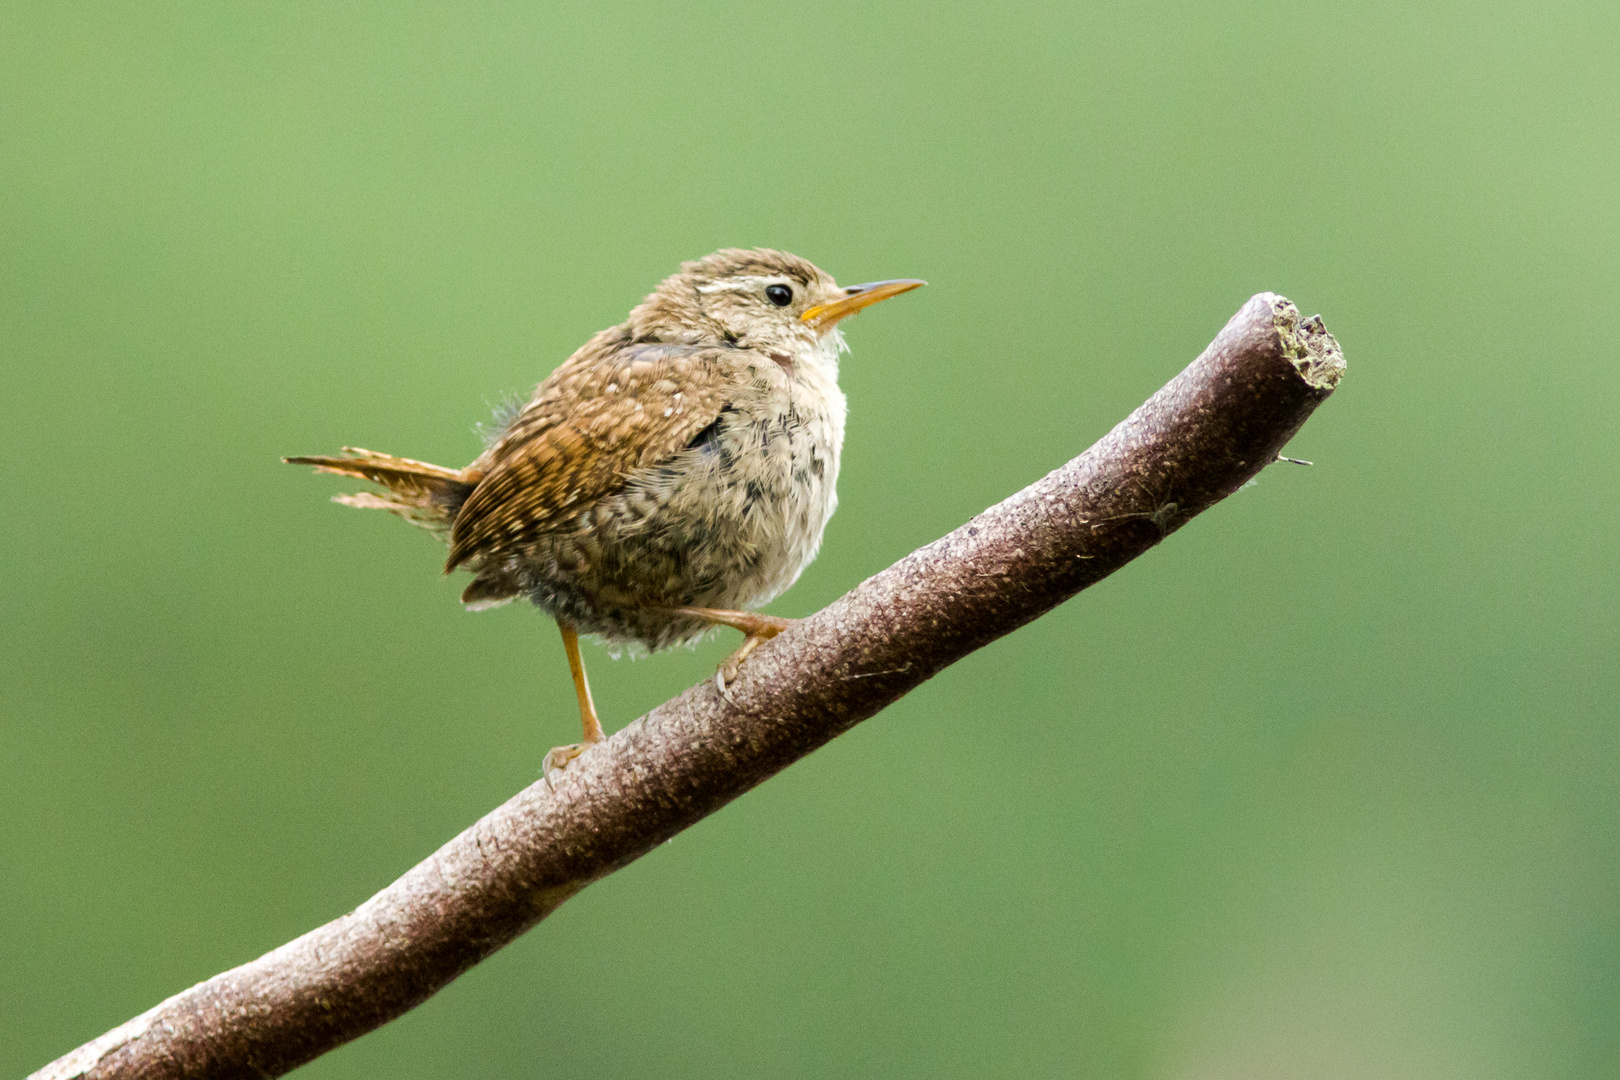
[{"left": 765, "top": 283, "right": 793, "bottom": 307}]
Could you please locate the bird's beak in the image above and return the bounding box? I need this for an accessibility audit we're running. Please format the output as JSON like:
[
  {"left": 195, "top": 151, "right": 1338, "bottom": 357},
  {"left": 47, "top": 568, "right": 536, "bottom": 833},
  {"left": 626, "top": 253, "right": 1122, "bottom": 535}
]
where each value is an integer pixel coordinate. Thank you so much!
[{"left": 801, "top": 278, "right": 926, "bottom": 330}]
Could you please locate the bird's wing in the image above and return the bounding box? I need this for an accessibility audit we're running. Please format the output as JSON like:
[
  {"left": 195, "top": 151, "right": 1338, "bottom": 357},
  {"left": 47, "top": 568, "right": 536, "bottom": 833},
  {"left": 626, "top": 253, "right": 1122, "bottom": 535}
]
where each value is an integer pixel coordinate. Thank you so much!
[{"left": 445, "top": 343, "right": 743, "bottom": 572}]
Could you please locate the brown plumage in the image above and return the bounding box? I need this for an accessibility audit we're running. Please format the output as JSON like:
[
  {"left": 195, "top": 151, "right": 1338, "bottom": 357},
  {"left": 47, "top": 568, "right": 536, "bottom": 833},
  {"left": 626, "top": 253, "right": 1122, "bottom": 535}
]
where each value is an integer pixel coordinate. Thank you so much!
[
  {"left": 288, "top": 248, "right": 923, "bottom": 773},
  {"left": 284, "top": 447, "right": 479, "bottom": 534},
  {"left": 447, "top": 341, "right": 741, "bottom": 598}
]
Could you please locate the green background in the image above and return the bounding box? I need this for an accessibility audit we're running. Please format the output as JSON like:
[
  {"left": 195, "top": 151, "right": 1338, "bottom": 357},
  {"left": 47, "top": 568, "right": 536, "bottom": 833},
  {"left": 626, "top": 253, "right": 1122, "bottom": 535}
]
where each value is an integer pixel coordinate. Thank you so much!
[{"left": 4, "top": 2, "right": 1616, "bottom": 1076}]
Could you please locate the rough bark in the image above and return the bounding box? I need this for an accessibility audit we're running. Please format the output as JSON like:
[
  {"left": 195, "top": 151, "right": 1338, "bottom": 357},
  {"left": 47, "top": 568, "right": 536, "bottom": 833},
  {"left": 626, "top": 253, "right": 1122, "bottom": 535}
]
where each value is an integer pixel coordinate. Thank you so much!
[{"left": 33, "top": 292, "right": 1344, "bottom": 1080}]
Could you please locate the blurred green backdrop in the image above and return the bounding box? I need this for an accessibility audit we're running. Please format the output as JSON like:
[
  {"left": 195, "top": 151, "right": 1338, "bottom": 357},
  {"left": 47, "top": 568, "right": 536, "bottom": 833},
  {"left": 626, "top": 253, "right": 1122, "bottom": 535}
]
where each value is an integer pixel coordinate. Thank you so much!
[{"left": 4, "top": 2, "right": 1616, "bottom": 1076}]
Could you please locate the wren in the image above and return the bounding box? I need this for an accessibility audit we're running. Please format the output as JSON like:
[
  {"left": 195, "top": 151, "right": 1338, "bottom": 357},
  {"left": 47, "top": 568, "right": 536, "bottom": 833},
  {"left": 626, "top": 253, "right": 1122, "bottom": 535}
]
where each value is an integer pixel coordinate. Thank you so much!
[{"left": 288, "top": 249, "right": 923, "bottom": 774}]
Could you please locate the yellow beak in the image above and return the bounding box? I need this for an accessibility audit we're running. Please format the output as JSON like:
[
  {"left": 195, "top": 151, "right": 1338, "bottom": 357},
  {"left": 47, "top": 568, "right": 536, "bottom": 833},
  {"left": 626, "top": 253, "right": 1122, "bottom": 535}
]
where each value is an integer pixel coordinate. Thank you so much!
[{"left": 801, "top": 278, "right": 926, "bottom": 329}]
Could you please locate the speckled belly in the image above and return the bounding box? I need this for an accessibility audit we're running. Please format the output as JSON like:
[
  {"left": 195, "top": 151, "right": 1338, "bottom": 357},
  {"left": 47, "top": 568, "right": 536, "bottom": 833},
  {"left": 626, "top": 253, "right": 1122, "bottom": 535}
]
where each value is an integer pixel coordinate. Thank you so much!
[{"left": 513, "top": 403, "right": 841, "bottom": 651}]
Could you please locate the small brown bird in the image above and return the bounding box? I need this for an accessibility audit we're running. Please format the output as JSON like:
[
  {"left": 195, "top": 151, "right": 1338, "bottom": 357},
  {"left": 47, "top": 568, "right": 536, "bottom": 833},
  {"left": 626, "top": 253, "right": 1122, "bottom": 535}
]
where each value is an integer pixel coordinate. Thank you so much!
[{"left": 288, "top": 249, "right": 922, "bottom": 773}]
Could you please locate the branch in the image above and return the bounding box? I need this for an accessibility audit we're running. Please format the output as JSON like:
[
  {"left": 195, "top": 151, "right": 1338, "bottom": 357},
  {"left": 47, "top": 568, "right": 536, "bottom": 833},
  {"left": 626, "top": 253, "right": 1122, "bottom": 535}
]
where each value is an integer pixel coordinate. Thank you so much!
[{"left": 35, "top": 293, "right": 1344, "bottom": 1080}]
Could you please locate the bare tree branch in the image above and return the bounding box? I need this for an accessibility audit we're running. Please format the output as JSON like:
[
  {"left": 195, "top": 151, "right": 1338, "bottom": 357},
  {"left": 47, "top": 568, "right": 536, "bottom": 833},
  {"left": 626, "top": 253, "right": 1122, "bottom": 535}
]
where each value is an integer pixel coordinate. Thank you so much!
[{"left": 34, "top": 293, "right": 1344, "bottom": 1080}]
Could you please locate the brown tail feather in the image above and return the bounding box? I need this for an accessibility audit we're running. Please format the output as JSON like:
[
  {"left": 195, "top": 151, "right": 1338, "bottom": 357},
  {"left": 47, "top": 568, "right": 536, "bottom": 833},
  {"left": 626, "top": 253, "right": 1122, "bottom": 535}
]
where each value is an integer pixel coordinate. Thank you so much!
[{"left": 285, "top": 447, "right": 481, "bottom": 536}]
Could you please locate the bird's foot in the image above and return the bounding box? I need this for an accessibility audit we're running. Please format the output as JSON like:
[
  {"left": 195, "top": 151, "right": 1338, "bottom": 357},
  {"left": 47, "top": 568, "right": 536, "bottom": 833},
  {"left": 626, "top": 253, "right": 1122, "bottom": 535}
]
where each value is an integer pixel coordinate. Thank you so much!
[
  {"left": 541, "top": 738, "right": 599, "bottom": 788},
  {"left": 543, "top": 741, "right": 587, "bottom": 774},
  {"left": 715, "top": 621, "right": 792, "bottom": 697},
  {"left": 668, "top": 607, "right": 794, "bottom": 700}
]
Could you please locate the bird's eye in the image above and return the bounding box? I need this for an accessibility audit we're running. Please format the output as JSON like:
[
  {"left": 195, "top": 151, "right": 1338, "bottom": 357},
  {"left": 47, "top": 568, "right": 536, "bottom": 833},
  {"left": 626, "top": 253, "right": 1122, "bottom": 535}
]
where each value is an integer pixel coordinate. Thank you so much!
[{"left": 765, "top": 284, "right": 793, "bottom": 307}]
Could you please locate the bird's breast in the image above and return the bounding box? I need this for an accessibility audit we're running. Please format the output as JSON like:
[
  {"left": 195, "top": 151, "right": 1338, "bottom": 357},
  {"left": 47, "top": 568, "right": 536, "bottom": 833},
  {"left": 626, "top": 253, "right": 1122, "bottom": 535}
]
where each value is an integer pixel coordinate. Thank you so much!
[{"left": 616, "top": 361, "right": 845, "bottom": 610}]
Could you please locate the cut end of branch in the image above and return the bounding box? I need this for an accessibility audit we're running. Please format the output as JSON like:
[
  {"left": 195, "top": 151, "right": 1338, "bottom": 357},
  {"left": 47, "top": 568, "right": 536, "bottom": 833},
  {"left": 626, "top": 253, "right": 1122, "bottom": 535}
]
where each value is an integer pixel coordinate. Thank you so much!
[{"left": 1258, "top": 293, "right": 1345, "bottom": 391}]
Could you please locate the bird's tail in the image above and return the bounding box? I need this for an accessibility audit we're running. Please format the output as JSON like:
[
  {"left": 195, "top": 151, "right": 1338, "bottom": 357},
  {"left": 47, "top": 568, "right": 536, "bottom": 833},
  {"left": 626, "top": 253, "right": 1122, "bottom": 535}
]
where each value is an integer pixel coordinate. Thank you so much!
[{"left": 284, "top": 447, "right": 480, "bottom": 537}]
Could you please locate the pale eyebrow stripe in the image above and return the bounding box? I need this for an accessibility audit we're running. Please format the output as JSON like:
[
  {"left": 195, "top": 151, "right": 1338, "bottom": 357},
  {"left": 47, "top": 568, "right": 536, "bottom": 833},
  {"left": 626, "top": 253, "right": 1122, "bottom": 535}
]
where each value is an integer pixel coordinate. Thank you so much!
[{"left": 695, "top": 276, "right": 790, "bottom": 294}]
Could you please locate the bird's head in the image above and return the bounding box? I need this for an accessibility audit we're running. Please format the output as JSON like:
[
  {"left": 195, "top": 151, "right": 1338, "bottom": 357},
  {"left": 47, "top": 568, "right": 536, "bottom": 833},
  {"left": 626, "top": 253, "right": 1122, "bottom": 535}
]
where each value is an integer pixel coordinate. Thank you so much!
[{"left": 626, "top": 248, "right": 924, "bottom": 367}]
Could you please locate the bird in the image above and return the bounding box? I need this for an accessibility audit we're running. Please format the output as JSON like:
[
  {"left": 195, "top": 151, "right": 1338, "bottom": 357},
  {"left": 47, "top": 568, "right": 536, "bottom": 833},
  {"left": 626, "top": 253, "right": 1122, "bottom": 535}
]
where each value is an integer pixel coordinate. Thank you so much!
[{"left": 287, "top": 249, "right": 923, "bottom": 775}]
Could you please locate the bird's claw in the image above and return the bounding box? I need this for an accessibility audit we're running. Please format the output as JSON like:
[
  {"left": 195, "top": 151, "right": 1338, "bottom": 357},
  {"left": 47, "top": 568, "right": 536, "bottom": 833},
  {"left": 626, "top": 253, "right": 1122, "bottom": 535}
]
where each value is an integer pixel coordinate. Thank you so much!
[
  {"left": 541, "top": 741, "right": 589, "bottom": 788},
  {"left": 711, "top": 626, "right": 787, "bottom": 702},
  {"left": 714, "top": 667, "right": 736, "bottom": 702},
  {"left": 668, "top": 608, "right": 795, "bottom": 704}
]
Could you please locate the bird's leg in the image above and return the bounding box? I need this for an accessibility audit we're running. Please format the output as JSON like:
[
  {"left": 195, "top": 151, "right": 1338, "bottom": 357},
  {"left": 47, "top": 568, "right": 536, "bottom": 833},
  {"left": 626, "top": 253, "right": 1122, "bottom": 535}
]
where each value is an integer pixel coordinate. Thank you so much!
[
  {"left": 543, "top": 620, "right": 605, "bottom": 778},
  {"left": 667, "top": 606, "right": 795, "bottom": 698}
]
